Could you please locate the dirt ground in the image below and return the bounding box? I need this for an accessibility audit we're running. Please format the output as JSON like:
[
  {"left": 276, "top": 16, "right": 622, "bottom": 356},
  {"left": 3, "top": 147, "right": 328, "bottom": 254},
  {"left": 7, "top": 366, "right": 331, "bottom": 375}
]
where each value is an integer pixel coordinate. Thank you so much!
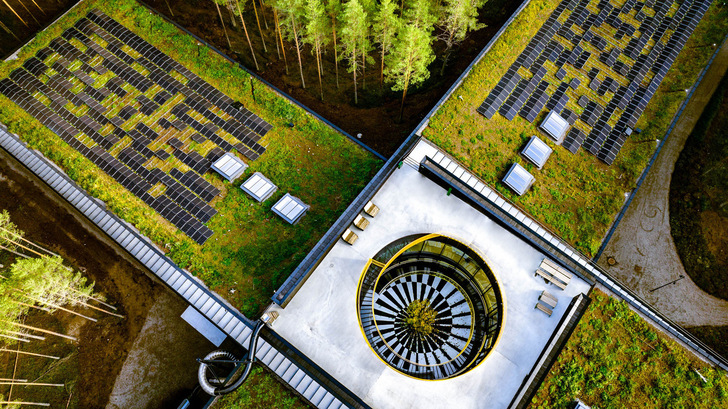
[
  {"left": 144, "top": 0, "right": 525, "bottom": 156},
  {"left": 597, "top": 39, "right": 728, "bottom": 327},
  {"left": 107, "top": 290, "right": 213, "bottom": 409},
  {"left": 0, "top": 146, "right": 213, "bottom": 407},
  {"left": 0, "top": 0, "right": 79, "bottom": 58}
]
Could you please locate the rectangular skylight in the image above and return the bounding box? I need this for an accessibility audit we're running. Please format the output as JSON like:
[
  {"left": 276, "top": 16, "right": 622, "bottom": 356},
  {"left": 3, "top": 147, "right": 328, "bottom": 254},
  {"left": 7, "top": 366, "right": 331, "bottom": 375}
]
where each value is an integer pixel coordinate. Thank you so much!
[
  {"left": 272, "top": 193, "right": 310, "bottom": 225},
  {"left": 241, "top": 172, "right": 278, "bottom": 202},
  {"left": 503, "top": 163, "right": 535, "bottom": 196},
  {"left": 540, "top": 110, "right": 570, "bottom": 142},
  {"left": 211, "top": 152, "right": 248, "bottom": 182},
  {"left": 521, "top": 136, "right": 553, "bottom": 169}
]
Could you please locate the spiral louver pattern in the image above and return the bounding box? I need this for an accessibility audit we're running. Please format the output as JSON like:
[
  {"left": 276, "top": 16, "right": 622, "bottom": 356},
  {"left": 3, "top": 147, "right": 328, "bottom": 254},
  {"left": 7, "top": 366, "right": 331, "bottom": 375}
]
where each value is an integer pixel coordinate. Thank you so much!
[{"left": 357, "top": 235, "right": 504, "bottom": 380}]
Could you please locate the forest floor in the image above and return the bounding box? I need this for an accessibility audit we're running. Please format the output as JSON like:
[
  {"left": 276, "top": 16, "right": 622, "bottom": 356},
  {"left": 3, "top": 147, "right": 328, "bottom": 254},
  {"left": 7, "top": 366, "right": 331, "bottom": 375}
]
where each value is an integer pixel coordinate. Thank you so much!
[
  {"left": 0, "top": 146, "right": 208, "bottom": 407},
  {"left": 143, "top": 0, "right": 526, "bottom": 156},
  {"left": 0, "top": 0, "right": 79, "bottom": 58}
]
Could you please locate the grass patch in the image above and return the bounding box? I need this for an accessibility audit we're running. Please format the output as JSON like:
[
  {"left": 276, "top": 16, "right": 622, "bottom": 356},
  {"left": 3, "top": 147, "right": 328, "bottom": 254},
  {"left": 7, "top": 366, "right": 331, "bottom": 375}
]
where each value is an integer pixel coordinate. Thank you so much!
[
  {"left": 528, "top": 290, "right": 728, "bottom": 408},
  {"left": 0, "top": 0, "right": 380, "bottom": 317},
  {"left": 670, "top": 70, "right": 728, "bottom": 301},
  {"left": 214, "top": 365, "right": 311, "bottom": 409},
  {"left": 422, "top": 0, "right": 728, "bottom": 256}
]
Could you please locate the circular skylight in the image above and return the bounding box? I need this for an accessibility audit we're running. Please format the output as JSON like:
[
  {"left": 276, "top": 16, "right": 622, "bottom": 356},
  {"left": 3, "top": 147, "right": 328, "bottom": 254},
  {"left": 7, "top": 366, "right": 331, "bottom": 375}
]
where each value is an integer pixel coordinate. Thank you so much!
[{"left": 356, "top": 234, "right": 504, "bottom": 380}]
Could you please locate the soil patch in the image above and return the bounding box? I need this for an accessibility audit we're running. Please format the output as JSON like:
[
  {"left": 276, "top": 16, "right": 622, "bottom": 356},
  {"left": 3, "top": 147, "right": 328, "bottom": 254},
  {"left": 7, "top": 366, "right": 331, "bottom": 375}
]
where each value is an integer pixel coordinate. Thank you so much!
[
  {"left": 144, "top": 0, "right": 525, "bottom": 156},
  {"left": 0, "top": 0, "right": 80, "bottom": 58},
  {"left": 0, "top": 146, "right": 199, "bottom": 407},
  {"left": 670, "top": 71, "right": 728, "bottom": 301}
]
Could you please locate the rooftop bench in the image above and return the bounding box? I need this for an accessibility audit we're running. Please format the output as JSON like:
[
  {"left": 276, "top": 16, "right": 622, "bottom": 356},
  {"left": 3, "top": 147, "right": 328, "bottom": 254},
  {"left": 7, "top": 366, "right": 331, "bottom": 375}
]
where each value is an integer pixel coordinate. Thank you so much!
[
  {"left": 353, "top": 213, "right": 370, "bottom": 230},
  {"left": 535, "top": 290, "right": 558, "bottom": 316},
  {"left": 342, "top": 228, "right": 358, "bottom": 245},
  {"left": 364, "top": 201, "right": 379, "bottom": 217},
  {"left": 535, "top": 258, "right": 572, "bottom": 290}
]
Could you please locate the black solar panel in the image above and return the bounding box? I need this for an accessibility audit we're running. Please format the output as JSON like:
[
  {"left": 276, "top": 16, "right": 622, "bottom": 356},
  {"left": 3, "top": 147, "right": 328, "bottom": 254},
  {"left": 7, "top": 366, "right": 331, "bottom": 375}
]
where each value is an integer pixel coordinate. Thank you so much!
[{"left": 562, "top": 127, "right": 586, "bottom": 154}]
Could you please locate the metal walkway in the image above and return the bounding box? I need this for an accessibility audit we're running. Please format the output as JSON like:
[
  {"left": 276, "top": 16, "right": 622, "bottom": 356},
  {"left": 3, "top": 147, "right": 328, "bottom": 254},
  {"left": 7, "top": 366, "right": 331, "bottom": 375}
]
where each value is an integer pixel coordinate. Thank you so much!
[{"left": 0, "top": 125, "right": 355, "bottom": 409}]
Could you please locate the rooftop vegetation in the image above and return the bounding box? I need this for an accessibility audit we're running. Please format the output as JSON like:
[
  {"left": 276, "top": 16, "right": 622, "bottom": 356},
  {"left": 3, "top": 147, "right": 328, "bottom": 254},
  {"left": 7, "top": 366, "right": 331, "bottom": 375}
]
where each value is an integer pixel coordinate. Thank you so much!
[
  {"left": 422, "top": 0, "right": 728, "bottom": 256},
  {"left": 214, "top": 365, "right": 311, "bottom": 409},
  {"left": 0, "top": 0, "right": 380, "bottom": 317},
  {"left": 529, "top": 290, "right": 728, "bottom": 408}
]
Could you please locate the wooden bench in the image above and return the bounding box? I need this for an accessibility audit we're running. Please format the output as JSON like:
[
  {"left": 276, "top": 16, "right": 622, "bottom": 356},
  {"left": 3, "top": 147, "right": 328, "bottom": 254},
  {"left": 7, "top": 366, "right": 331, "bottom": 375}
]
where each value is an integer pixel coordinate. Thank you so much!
[
  {"left": 342, "top": 228, "right": 358, "bottom": 245},
  {"left": 534, "top": 258, "right": 572, "bottom": 290},
  {"left": 535, "top": 302, "right": 552, "bottom": 316},
  {"left": 364, "top": 201, "right": 379, "bottom": 217},
  {"left": 353, "top": 214, "right": 370, "bottom": 230},
  {"left": 539, "top": 290, "right": 557, "bottom": 309}
]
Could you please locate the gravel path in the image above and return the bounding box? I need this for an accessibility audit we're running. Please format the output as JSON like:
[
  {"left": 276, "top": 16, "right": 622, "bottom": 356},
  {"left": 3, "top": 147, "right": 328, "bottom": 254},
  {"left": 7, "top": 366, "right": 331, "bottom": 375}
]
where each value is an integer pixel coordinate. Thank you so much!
[{"left": 598, "top": 39, "right": 728, "bottom": 327}]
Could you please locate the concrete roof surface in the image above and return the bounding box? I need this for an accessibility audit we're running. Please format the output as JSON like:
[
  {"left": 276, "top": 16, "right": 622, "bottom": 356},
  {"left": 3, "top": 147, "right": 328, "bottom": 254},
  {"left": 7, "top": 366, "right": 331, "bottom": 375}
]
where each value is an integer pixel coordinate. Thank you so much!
[{"left": 266, "top": 140, "right": 591, "bottom": 409}]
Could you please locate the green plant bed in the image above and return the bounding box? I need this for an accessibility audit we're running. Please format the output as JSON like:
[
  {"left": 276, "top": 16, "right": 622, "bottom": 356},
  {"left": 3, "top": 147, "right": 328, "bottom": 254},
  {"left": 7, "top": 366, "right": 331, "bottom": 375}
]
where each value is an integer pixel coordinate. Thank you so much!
[
  {"left": 670, "top": 72, "right": 728, "bottom": 301},
  {"left": 214, "top": 365, "right": 311, "bottom": 409},
  {"left": 421, "top": 0, "right": 728, "bottom": 256},
  {"left": 0, "top": 0, "right": 380, "bottom": 317},
  {"left": 528, "top": 290, "right": 728, "bottom": 408}
]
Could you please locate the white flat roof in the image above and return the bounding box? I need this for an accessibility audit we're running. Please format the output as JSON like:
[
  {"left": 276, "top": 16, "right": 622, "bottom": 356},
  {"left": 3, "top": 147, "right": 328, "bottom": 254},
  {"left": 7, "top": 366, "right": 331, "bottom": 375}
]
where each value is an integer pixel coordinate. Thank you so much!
[
  {"left": 540, "top": 111, "right": 569, "bottom": 142},
  {"left": 522, "top": 136, "right": 552, "bottom": 169},
  {"left": 211, "top": 152, "right": 248, "bottom": 181},
  {"left": 272, "top": 193, "right": 309, "bottom": 224},
  {"left": 241, "top": 172, "right": 278, "bottom": 202},
  {"left": 267, "top": 140, "right": 591, "bottom": 409},
  {"left": 503, "top": 163, "right": 535, "bottom": 195}
]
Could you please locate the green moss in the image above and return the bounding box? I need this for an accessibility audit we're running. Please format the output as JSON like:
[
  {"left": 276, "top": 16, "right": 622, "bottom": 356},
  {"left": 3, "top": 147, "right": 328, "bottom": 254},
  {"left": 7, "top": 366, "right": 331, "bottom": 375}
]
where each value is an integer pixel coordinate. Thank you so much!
[
  {"left": 215, "top": 365, "right": 310, "bottom": 409},
  {"left": 528, "top": 291, "right": 728, "bottom": 408}
]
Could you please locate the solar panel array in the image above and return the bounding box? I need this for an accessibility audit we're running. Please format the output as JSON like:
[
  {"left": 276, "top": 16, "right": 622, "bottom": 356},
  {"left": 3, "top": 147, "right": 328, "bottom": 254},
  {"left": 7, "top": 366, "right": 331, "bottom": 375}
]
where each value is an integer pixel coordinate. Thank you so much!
[
  {"left": 0, "top": 10, "right": 273, "bottom": 245},
  {"left": 477, "top": 0, "right": 710, "bottom": 165}
]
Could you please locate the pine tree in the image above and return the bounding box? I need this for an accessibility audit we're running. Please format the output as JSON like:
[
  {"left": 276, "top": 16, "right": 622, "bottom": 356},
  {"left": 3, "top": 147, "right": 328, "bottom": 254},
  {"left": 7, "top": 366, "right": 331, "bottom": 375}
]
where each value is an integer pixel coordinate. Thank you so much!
[
  {"left": 356, "top": 0, "right": 375, "bottom": 90},
  {"left": 385, "top": 24, "right": 435, "bottom": 121},
  {"left": 373, "top": 0, "right": 399, "bottom": 87},
  {"left": 212, "top": 0, "right": 233, "bottom": 49},
  {"left": 232, "top": 0, "right": 260, "bottom": 70},
  {"left": 16, "top": 0, "right": 40, "bottom": 25},
  {"left": 0, "top": 0, "right": 27, "bottom": 27},
  {"left": 340, "top": 0, "right": 368, "bottom": 104},
  {"left": 274, "top": 8, "right": 289, "bottom": 72},
  {"left": 304, "top": 0, "right": 331, "bottom": 100},
  {"left": 438, "top": 0, "right": 486, "bottom": 75},
  {"left": 0, "top": 211, "right": 23, "bottom": 254},
  {"left": 326, "top": 0, "right": 342, "bottom": 89},
  {"left": 405, "top": 0, "right": 437, "bottom": 29},
  {"left": 278, "top": 0, "right": 307, "bottom": 88},
  {"left": 8, "top": 256, "right": 94, "bottom": 309},
  {"left": 251, "top": 0, "right": 268, "bottom": 53},
  {"left": 0, "top": 20, "right": 20, "bottom": 42}
]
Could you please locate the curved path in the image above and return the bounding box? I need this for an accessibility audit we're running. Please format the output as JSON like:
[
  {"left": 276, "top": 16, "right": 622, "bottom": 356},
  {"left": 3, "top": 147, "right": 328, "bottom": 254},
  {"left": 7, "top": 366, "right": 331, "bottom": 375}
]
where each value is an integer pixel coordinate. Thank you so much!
[{"left": 598, "top": 40, "right": 728, "bottom": 327}]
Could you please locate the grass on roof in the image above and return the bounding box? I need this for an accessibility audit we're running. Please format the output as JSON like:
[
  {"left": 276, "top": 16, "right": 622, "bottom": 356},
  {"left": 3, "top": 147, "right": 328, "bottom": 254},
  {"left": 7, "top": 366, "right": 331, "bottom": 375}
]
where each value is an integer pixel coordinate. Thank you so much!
[
  {"left": 0, "top": 0, "right": 380, "bottom": 317},
  {"left": 528, "top": 290, "right": 728, "bottom": 408},
  {"left": 214, "top": 365, "right": 311, "bottom": 409},
  {"left": 422, "top": 0, "right": 728, "bottom": 256}
]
